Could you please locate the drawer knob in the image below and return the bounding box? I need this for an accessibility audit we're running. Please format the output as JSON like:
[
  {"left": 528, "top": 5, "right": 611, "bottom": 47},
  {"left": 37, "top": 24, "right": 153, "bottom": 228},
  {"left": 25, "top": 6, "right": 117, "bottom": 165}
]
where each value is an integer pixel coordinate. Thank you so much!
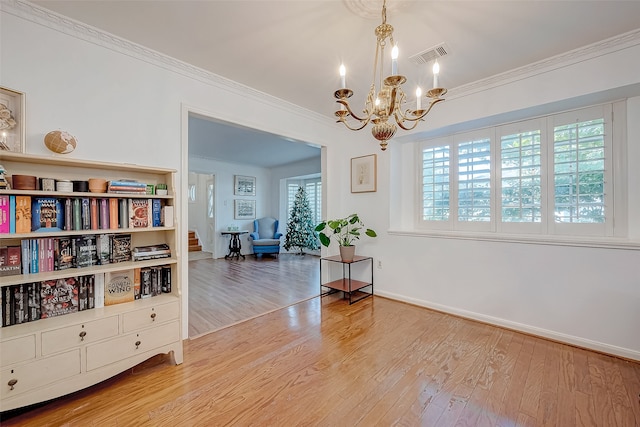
[
  {"left": 135, "top": 340, "right": 141, "bottom": 349},
  {"left": 150, "top": 312, "right": 157, "bottom": 321},
  {"left": 8, "top": 379, "right": 17, "bottom": 390},
  {"left": 79, "top": 331, "right": 87, "bottom": 341}
]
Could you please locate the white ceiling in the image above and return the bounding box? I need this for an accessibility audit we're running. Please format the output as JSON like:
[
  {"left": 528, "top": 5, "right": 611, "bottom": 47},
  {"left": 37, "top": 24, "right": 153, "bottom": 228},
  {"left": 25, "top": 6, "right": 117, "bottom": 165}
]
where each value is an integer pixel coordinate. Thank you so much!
[{"left": 31, "top": 0, "right": 640, "bottom": 167}]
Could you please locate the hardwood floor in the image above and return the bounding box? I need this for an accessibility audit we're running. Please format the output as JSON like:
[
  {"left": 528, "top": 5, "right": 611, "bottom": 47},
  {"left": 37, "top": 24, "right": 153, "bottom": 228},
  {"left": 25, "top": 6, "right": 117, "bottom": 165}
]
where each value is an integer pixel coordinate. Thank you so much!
[
  {"left": 3, "top": 294, "right": 639, "bottom": 426},
  {"left": 188, "top": 253, "right": 320, "bottom": 337}
]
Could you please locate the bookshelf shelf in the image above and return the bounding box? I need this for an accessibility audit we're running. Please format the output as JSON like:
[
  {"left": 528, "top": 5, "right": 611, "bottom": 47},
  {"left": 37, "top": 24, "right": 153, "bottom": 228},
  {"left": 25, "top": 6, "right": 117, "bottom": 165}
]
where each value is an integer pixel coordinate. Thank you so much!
[{"left": 0, "top": 152, "right": 182, "bottom": 412}]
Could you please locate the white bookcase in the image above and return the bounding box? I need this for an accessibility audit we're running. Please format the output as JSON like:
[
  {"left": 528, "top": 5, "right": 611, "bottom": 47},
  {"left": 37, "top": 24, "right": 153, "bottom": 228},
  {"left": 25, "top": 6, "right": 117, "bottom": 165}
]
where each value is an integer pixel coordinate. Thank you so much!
[{"left": 0, "top": 152, "right": 183, "bottom": 412}]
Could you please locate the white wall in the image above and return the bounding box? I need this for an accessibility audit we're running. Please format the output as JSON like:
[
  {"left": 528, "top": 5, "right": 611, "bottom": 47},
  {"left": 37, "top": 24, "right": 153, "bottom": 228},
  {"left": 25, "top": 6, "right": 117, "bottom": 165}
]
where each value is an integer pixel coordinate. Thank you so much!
[
  {"left": 374, "top": 35, "right": 640, "bottom": 360},
  {"left": 189, "top": 156, "right": 272, "bottom": 258},
  {"left": 3, "top": 2, "right": 639, "bottom": 360}
]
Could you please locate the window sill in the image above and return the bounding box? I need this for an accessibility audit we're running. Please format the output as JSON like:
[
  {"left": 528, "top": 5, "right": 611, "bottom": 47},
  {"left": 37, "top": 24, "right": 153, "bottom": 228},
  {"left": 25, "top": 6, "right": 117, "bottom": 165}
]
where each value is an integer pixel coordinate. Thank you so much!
[{"left": 387, "top": 229, "right": 640, "bottom": 250}]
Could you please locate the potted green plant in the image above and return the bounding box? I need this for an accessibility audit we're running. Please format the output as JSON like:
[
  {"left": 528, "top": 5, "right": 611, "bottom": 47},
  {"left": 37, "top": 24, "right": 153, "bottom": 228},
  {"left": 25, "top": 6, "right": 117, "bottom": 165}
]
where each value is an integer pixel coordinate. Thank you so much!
[{"left": 315, "top": 213, "right": 377, "bottom": 261}]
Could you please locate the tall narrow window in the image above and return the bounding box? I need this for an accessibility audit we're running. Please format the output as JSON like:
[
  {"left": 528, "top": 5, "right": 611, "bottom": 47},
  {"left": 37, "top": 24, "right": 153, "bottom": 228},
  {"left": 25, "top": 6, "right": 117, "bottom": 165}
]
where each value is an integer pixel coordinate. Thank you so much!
[
  {"left": 553, "top": 118, "right": 605, "bottom": 223},
  {"left": 422, "top": 145, "right": 450, "bottom": 221},
  {"left": 501, "top": 130, "right": 542, "bottom": 223},
  {"left": 458, "top": 138, "right": 491, "bottom": 222}
]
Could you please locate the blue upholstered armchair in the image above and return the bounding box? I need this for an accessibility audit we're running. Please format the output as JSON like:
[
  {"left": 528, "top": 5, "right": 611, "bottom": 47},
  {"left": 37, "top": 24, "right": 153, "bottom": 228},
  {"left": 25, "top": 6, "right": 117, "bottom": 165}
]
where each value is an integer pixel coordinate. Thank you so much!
[{"left": 249, "top": 217, "right": 282, "bottom": 258}]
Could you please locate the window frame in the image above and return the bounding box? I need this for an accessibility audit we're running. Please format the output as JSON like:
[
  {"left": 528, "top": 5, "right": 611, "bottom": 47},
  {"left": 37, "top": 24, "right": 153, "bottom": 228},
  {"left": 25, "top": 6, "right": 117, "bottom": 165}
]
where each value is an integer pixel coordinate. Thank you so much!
[{"left": 416, "top": 102, "right": 625, "bottom": 240}]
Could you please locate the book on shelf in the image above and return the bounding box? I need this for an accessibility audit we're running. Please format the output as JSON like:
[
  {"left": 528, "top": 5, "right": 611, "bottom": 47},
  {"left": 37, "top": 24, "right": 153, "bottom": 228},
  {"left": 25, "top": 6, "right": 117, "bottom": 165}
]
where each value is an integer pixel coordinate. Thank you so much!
[
  {"left": 90, "top": 198, "right": 99, "bottom": 230},
  {"left": 152, "top": 199, "right": 162, "bottom": 227},
  {"left": 0, "top": 246, "right": 21, "bottom": 277},
  {"left": 20, "top": 240, "right": 29, "bottom": 275},
  {"left": 15, "top": 195, "right": 32, "bottom": 233},
  {"left": 86, "top": 274, "right": 95, "bottom": 309},
  {"left": 31, "top": 197, "right": 64, "bottom": 232},
  {"left": 94, "top": 273, "right": 105, "bottom": 309},
  {"left": 12, "top": 284, "right": 28, "bottom": 324},
  {"left": 74, "top": 235, "right": 98, "bottom": 268},
  {"left": 133, "top": 267, "right": 141, "bottom": 300},
  {"left": 111, "top": 234, "right": 132, "bottom": 263},
  {"left": 109, "top": 198, "right": 119, "bottom": 230},
  {"left": 118, "top": 198, "right": 128, "bottom": 229},
  {"left": 99, "top": 198, "right": 110, "bottom": 230},
  {"left": 72, "top": 198, "right": 82, "bottom": 231},
  {"left": 27, "top": 282, "right": 41, "bottom": 323},
  {"left": 128, "top": 198, "right": 150, "bottom": 228},
  {"left": 55, "top": 237, "right": 74, "bottom": 270},
  {"left": 9, "top": 195, "right": 15, "bottom": 233},
  {"left": 140, "top": 267, "right": 152, "bottom": 299},
  {"left": 104, "top": 269, "right": 135, "bottom": 306},
  {"left": 78, "top": 275, "right": 89, "bottom": 311},
  {"left": 161, "top": 265, "right": 172, "bottom": 293},
  {"left": 2, "top": 285, "right": 13, "bottom": 326},
  {"left": 161, "top": 205, "right": 174, "bottom": 227},
  {"left": 81, "top": 198, "right": 91, "bottom": 230},
  {"left": 63, "top": 198, "right": 73, "bottom": 231},
  {"left": 97, "top": 234, "right": 112, "bottom": 265},
  {"left": 0, "top": 195, "right": 10, "bottom": 233},
  {"left": 108, "top": 180, "right": 148, "bottom": 194},
  {"left": 132, "top": 243, "right": 171, "bottom": 261},
  {"left": 40, "top": 277, "right": 79, "bottom": 319}
]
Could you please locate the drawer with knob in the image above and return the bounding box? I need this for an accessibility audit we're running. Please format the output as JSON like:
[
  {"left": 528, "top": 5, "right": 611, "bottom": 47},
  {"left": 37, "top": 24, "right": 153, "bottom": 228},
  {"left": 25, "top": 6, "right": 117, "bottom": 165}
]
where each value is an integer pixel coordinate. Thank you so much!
[
  {"left": 122, "top": 300, "right": 179, "bottom": 333},
  {"left": 86, "top": 320, "right": 180, "bottom": 371},
  {"left": 0, "top": 349, "right": 80, "bottom": 399},
  {"left": 41, "top": 316, "right": 119, "bottom": 356}
]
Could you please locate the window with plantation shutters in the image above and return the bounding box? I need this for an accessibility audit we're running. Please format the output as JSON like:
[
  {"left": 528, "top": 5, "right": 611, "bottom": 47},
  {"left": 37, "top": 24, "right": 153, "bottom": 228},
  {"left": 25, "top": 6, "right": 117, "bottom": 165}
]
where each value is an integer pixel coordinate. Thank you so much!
[
  {"left": 422, "top": 146, "right": 450, "bottom": 221},
  {"left": 418, "top": 102, "right": 622, "bottom": 239},
  {"left": 553, "top": 119, "right": 605, "bottom": 224},
  {"left": 501, "top": 129, "right": 542, "bottom": 224},
  {"left": 458, "top": 137, "right": 491, "bottom": 223}
]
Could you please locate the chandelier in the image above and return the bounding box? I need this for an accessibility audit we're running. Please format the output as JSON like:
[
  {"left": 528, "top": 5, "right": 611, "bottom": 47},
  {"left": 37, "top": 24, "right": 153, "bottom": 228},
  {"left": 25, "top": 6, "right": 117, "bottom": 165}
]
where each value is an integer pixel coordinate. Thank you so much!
[{"left": 334, "top": 0, "right": 447, "bottom": 151}]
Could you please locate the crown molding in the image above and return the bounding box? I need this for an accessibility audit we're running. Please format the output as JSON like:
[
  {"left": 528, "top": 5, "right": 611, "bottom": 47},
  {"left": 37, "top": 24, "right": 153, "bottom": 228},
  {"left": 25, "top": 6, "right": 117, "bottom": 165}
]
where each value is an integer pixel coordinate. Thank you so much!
[
  {"left": 4, "top": 1, "right": 639, "bottom": 122},
  {"left": 1, "top": 0, "right": 330, "bottom": 126},
  {"left": 447, "top": 27, "right": 640, "bottom": 99}
]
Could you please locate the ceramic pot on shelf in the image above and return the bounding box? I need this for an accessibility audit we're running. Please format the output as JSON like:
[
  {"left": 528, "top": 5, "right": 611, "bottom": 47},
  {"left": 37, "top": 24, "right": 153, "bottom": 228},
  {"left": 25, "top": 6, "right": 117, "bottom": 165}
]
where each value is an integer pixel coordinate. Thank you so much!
[{"left": 339, "top": 245, "right": 356, "bottom": 262}]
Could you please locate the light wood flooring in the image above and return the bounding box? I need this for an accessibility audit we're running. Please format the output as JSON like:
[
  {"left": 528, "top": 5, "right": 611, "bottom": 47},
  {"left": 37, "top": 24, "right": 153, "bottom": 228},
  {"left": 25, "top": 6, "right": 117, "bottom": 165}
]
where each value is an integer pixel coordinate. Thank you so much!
[
  {"left": 3, "top": 294, "right": 639, "bottom": 426},
  {"left": 188, "top": 253, "right": 320, "bottom": 337}
]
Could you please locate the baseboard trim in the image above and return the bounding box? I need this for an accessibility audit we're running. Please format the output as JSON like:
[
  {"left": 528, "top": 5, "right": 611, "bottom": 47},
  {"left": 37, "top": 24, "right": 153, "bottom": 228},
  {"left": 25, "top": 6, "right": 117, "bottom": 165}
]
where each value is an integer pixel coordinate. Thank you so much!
[{"left": 375, "top": 290, "right": 640, "bottom": 362}]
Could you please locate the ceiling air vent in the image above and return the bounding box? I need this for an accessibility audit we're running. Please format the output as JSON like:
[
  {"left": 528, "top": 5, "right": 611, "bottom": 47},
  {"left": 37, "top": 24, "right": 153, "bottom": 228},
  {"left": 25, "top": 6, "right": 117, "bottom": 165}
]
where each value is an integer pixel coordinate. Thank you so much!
[{"left": 409, "top": 43, "right": 450, "bottom": 65}]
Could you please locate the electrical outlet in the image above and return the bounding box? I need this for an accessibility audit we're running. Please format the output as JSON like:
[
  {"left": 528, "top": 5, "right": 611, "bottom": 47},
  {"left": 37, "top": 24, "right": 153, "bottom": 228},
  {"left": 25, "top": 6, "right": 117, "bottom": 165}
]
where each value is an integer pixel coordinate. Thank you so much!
[{"left": 377, "top": 260, "right": 383, "bottom": 269}]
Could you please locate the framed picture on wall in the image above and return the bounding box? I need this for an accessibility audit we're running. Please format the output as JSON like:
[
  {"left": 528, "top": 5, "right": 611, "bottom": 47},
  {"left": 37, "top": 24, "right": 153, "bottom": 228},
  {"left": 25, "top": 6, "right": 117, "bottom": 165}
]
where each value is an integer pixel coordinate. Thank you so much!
[
  {"left": 234, "top": 199, "right": 256, "bottom": 219},
  {"left": 351, "top": 154, "right": 377, "bottom": 193},
  {"left": 0, "top": 86, "right": 26, "bottom": 153},
  {"left": 234, "top": 175, "right": 256, "bottom": 196}
]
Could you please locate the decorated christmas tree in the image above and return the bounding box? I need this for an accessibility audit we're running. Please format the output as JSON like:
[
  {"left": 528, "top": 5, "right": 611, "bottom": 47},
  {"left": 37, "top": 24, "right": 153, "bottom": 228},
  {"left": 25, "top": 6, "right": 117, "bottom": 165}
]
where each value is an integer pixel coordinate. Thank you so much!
[{"left": 284, "top": 186, "right": 319, "bottom": 254}]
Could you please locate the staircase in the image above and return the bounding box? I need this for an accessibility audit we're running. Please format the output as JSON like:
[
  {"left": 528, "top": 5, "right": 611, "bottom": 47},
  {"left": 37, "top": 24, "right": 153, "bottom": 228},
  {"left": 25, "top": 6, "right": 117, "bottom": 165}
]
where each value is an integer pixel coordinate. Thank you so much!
[{"left": 188, "top": 230, "right": 202, "bottom": 252}]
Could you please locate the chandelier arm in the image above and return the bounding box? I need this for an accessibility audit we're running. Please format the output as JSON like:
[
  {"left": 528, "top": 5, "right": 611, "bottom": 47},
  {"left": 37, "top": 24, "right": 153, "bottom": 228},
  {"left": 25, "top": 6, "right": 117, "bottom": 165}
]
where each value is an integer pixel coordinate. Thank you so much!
[
  {"left": 398, "top": 98, "right": 445, "bottom": 123},
  {"left": 396, "top": 117, "right": 420, "bottom": 131},
  {"left": 337, "top": 99, "right": 373, "bottom": 123},
  {"left": 338, "top": 117, "right": 371, "bottom": 131}
]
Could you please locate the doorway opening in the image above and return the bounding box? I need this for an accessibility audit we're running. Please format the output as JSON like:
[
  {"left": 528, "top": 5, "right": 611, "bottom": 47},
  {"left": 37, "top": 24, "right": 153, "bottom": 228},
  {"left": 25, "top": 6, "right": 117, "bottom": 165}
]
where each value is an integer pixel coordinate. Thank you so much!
[{"left": 185, "top": 110, "right": 323, "bottom": 338}]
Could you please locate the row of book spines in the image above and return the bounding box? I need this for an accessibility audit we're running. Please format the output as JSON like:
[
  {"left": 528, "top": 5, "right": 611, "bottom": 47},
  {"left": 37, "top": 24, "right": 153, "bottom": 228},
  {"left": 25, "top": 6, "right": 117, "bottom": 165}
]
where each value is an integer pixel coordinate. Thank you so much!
[
  {"left": 2, "top": 274, "right": 97, "bottom": 327},
  {"left": 15, "top": 234, "right": 134, "bottom": 275},
  {"left": 136, "top": 265, "right": 172, "bottom": 300},
  {"left": 1, "top": 266, "right": 172, "bottom": 328},
  {"left": 0, "top": 195, "right": 171, "bottom": 234}
]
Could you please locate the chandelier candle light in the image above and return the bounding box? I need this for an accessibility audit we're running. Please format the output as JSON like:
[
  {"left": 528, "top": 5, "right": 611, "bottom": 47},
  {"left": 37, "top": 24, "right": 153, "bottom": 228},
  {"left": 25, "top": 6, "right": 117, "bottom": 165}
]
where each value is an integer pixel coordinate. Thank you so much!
[{"left": 334, "top": 0, "right": 447, "bottom": 151}]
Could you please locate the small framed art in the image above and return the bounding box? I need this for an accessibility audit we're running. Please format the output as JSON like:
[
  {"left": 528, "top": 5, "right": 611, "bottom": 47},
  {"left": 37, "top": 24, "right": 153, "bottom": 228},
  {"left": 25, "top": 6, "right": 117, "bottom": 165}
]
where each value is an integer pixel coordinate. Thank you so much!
[
  {"left": 234, "top": 175, "right": 256, "bottom": 196},
  {"left": 351, "top": 154, "right": 377, "bottom": 193},
  {"left": 234, "top": 199, "right": 256, "bottom": 219},
  {"left": 0, "top": 86, "right": 26, "bottom": 153}
]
